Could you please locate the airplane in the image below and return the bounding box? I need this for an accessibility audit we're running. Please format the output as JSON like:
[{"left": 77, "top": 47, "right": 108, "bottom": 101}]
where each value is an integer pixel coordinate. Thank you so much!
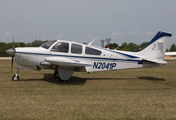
[
  {"left": 6, "top": 31, "right": 172, "bottom": 82},
  {"left": 165, "top": 52, "right": 176, "bottom": 57}
]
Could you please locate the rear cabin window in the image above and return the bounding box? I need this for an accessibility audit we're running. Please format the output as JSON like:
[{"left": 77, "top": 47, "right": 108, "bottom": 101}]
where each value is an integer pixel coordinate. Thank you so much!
[
  {"left": 85, "top": 47, "right": 102, "bottom": 55},
  {"left": 50, "top": 42, "right": 69, "bottom": 53},
  {"left": 71, "top": 44, "right": 82, "bottom": 54}
]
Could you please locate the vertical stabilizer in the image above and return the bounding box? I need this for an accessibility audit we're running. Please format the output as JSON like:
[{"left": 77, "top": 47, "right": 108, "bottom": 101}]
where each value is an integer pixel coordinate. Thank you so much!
[{"left": 137, "top": 31, "right": 172, "bottom": 60}]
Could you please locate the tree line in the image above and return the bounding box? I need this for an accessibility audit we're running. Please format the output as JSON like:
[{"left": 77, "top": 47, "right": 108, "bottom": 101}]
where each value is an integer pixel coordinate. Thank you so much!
[
  {"left": 0, "top": 40, "right": 47, "bottom": 57},
  {"left": 105, "top": 42, "right": 176, "bottom": 52},
  {"left": 0, "top": 40, "right": 176, "bottom": 57}
]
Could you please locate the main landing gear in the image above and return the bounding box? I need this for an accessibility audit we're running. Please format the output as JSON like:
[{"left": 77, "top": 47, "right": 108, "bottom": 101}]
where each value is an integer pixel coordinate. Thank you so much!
[
  {"left": 54, "top": 70, "right": 69, "bottom": 82},
  {"left": 12, "top": 67, "right": 20, "bottom": 81},
  {"left": 54, "top": 70, "right": 59, "bottom": 78}
]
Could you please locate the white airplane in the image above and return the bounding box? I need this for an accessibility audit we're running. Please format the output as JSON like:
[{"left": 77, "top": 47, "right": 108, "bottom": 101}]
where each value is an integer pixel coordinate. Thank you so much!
[
  {"left": 165, "top": 52, "right": 176, "bottom": 57},
  {"left": 6, "top": 31, "right": 172, "bottom": 82}
]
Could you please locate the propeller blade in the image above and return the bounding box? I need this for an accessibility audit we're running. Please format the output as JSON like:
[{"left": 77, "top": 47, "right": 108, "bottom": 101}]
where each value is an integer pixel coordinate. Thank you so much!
[
  {"left": 12, "top": 37, "right": 15, "bottom": 50},
  {"left": 11, "top": 54, "right": 14, "bottom": 72},
  {"left": 11, "top": 37, "right": 15, "bottom": 72}
]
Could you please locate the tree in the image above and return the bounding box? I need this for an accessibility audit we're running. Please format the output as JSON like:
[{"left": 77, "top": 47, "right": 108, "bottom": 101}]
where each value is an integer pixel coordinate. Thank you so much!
[
  {"left": 127, "top": 42, "right": 140, "bottom": 52},
  {"left": 170, "top": 44, "right": 176, "bottom": 51},
  {"left": 105, "top": 43, "right": 118, "bottom": 49},
  {"left": 116, "top": 42, "right": 140, "bottom": 52},
  {"left": 166, "top": 49, "right": 170, "bottom": 52},
  {"left": 116, "top": 42, "right": 128, "bottom": 51},
  {"left": 140, "top": 42, "right": 149, "bottom": 50}
]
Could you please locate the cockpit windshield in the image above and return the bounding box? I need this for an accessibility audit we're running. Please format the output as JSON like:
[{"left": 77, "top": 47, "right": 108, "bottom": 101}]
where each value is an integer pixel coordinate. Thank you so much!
[{"left": 40, "top": 40, "right": 57, "bottom": 49}]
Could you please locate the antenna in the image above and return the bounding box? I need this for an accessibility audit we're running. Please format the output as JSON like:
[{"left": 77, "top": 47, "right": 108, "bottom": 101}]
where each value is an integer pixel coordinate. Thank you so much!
[
  {"left": 47, "top": 34, "right": 48, "bottom": 40},
  {"left": 88, "top": 39, "right": 96, "bottom": 45},
  {"left": 100, "top": 34, "right": 105, "bottom": 48},
  {"left": 110, "top": 32, "right": 111, "bottom": 39}
]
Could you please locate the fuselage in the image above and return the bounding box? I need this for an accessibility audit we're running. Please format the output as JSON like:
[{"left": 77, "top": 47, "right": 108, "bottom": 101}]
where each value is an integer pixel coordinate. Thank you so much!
[
  {"left": 6, "top": 31, "right": 172, "bottom": 81},
  {"left": 13, "top": 40, "right": 161, "bottom": 72}
]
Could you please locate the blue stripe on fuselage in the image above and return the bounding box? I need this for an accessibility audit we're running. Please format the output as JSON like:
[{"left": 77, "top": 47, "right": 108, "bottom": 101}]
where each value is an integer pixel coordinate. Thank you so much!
[
  {"left": 87, "top": 45, "right": 139, "bottom": 59},
  {"left": 16, "top": 51, "right": 141, "bottom": 62},
  {"left": 103, "top": 49, "right": 139, "bottom": 58}
]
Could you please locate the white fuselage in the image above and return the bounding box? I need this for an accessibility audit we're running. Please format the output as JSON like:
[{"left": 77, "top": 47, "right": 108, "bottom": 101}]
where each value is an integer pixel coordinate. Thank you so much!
[{"left": 14, "top": 40, "right": 161, "bottom": 73}]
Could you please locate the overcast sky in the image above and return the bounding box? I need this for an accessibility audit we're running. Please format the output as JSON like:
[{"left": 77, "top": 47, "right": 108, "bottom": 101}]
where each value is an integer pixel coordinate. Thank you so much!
[{"left": 1, "top": 0, "right": 176, "bottom": 47}]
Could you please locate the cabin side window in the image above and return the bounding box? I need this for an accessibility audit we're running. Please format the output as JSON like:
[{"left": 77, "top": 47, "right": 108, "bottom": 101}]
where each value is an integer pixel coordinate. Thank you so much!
[
  {"left": 71, "top": 44, "right": 82, "bottom": 54},
  {"left": 85, "top": 47, "right": 102, "bottom": 55},
  {"left": 51, "top": 42, "right": 69, "bottom": 53}
]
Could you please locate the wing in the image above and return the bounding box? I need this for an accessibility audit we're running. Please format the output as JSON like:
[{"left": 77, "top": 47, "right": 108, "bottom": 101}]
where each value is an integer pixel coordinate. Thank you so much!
[
  {"left": 44, "top": 57, "right": 92, "bottom": 67},
  {"left": 41, "top": 57, "right": 92, "bottom": 80}
]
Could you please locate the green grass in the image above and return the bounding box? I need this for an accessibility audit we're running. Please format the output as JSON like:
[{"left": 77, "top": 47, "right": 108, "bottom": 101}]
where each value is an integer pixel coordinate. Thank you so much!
[{"left": 0, "top": 60, "right": 176, "bottom": 120}]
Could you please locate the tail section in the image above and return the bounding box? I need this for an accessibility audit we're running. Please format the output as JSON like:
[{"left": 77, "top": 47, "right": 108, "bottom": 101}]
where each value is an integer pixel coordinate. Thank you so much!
[{"left": 137, "top": 31, "right": 172, "bottom": 61}]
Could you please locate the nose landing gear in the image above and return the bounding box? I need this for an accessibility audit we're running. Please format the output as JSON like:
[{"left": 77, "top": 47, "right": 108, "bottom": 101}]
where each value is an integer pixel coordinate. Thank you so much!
[
  {"left": 12, "top": 74, "right": 19, "bottom": 81},
  {"left": 12, "top": 67, "right": 20, "bottom": 81}
]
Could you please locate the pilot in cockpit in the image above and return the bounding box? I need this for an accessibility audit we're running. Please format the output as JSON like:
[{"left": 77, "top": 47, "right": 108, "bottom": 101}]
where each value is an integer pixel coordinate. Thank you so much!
[
  {"left": 59, "top": 43, "right": 65, "bottom": 52},
  {"left": 51, "top": 42, "right": 68, "bottom": 52}
]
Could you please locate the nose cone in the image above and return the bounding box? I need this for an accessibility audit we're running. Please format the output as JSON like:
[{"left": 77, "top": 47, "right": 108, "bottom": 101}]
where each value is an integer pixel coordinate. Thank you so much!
[{"left": 6, "top": 49, "right": 15, "bottom": 55}]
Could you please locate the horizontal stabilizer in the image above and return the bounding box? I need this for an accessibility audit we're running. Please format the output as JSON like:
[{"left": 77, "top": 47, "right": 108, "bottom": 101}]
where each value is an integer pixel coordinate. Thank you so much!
[
  {"left": 45, "top": 57, "right": 92, "bottom": 67},
  {"left": 142, "top": 57, "right": 167, "bottom": 65}
]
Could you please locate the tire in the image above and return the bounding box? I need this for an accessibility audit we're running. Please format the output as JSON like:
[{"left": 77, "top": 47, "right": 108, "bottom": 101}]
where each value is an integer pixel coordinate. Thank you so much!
[
  {"left": 54, "top": 71, "right": 59, "bottom": 78},
  {"left": 12, "top": 75, "right": 19, "bottom": 81}
]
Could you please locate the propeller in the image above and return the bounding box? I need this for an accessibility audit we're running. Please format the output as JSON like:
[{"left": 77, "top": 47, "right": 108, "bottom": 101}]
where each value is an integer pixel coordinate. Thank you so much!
[
  {"left": 5, "top": 37, "right": 16, "bottom": 72},
  {"left": 11, "top": 54, "right": 14, "bottom": 72},
  {"left": 11, "top": 37, "right": 15, "bottom": 72},
  {"left": 12, "top": 37, "right": 15, "bottom": 50}
]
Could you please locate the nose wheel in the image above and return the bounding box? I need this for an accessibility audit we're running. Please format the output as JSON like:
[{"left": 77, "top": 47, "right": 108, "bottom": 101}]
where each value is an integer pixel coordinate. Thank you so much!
[
  {"left": 12, "top": 75, "right": 19, "bottom": 81},
  {"left": 12, "top": 67, "right": 20, "bottom": 81}
]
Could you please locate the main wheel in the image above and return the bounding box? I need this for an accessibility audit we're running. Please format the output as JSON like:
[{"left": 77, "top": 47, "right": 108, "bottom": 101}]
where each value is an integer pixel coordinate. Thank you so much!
[
  {"left": 54, "top": 71, "right": 59, "bottom": 78},
  {"left": 12, "top": 75, "right": 19, "bottom": 81}
]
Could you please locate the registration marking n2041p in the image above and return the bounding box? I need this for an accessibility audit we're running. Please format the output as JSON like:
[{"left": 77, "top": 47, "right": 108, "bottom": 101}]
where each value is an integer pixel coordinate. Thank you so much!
[{"left": 93, "top": 62, "right": 116, "bottom": 70}]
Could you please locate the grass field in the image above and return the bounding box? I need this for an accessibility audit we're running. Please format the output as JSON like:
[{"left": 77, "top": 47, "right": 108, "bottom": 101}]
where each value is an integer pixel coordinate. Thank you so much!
[{"left": 0, "top": 60, "right": 176, "bottom": 120}]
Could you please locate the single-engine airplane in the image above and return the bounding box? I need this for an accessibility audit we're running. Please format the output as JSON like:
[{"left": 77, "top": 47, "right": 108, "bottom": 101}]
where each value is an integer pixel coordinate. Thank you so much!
[{"left": 6, "top": 31, "right": 172, "bottom": 82}]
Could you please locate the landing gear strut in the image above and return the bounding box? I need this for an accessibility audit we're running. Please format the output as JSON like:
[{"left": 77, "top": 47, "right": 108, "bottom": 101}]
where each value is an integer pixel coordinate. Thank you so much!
[
  {"left": 12, "top": 67, "right": 20, "bottom": 81},
  {"left": 54, "top": 70, "right": 59, "bottom": 78},
  {"left": 53, "top": 70, "right": 69, "bottom": 82}
]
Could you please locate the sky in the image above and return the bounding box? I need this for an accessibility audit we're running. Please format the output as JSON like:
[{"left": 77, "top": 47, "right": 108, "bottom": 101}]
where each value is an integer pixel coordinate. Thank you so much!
[{"left": 1, "top": 0, "right": 176, "bottom": 48}]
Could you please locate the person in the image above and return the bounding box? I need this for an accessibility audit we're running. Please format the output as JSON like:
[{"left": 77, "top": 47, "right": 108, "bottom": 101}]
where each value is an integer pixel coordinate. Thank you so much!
[
  {"left": 59, "top": 43, "right": 65, "bottom": 52},
  {"left": 59, "top": 43, "right": 68, "bottom": 52}
]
